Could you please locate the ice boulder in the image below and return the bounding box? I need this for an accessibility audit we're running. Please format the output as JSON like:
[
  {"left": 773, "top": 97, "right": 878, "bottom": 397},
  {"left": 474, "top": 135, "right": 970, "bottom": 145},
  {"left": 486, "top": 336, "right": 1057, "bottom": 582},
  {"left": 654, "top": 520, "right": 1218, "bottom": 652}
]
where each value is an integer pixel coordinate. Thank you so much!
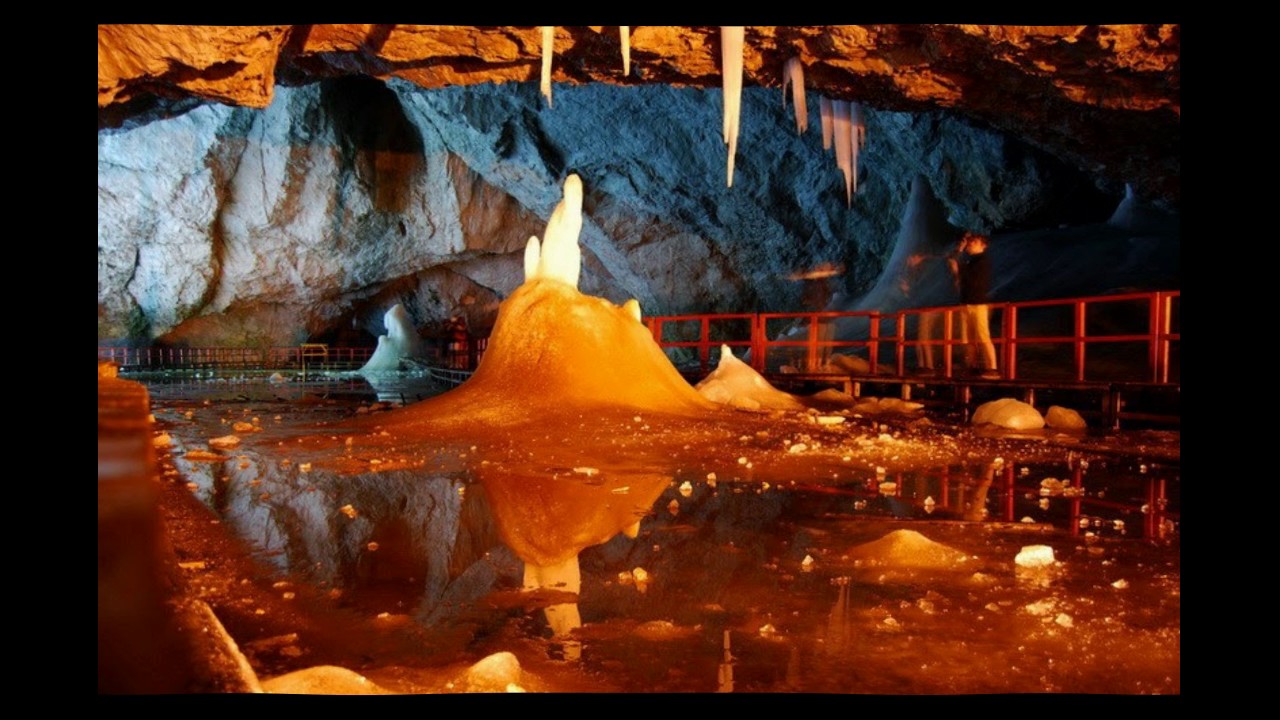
[
  {"left": 1045, "top": 405, "right": 1087, "bottom": 430},
  {"left": 696, "top": 345, "right": 805, "bottom": 411},
  {"left": 261, "top": 666, "right": 387, "bottom": 695},
  {"left": 972, "top": 398, "right": 1045, "bottom": 430}
]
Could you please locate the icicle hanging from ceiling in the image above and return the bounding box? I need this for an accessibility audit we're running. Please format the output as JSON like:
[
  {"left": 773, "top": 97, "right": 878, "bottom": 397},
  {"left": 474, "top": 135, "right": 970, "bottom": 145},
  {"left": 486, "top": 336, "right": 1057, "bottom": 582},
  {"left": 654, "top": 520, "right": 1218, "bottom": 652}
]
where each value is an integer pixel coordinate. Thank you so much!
[
  {"left": 620, "top": 26, "right": 631, "bottom": 76},
  {"left": 541, "top": 26, "right": 555, "bottom": 108},
  {"left": 850, "top": 101, "right": 866, "bottom": 194},
  {"left": 832, "top": 99, "right": 854, "bottom": 206},
  {"left": 820, "top": 96, "right": 833, "bottom": 150},
  {"left": 782, "top": 57, "right": 807, "bottom": 134},
  {"left": 721, "top": 26, "right": 745, "bottom": 188}
]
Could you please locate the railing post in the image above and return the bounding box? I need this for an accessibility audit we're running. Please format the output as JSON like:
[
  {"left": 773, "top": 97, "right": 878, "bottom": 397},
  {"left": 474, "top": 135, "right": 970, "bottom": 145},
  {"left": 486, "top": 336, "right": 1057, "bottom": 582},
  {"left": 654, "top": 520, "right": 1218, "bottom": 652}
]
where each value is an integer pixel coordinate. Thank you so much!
[
  {"left": 1161, "top": 293, "right": 1174, "bottom": 384},
  {"left": 1003, "top": 304, "right": 1017, "bottom": 380},
  {"left": 1148, "top": 292, "right": 1161, "bottom": 383},
  {"left": 868, "top": 313, "right": 879, "bottom": 376},
  {"left": 1074, "top": 300, "right": 1087, "bottom": 382},
  {"left": 895, "top": 312, "right": 906, "bottom": 377},
  {"left": 942, "top": 308, "right": 954, "bottom": 378},
  {"left": 700, "top": 316, "right": 711, "bottom": 373}
]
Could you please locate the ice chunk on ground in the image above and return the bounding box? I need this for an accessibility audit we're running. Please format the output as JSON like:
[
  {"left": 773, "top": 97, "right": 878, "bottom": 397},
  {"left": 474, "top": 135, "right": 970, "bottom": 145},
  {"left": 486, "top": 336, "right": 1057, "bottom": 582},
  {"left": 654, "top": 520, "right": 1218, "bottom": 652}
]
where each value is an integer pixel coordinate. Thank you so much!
[
  {"left": 209, "top": 435, "right": 240, "bottom": 449},
  {"left": 262, "top": 666, "right": 386, "bottom": 695},
  {"left": 268, "top": 372, "right": 287, "bottom": 384},
  {"left": 696, "top": 344, "right": 805, "bottom": 411},
  {"left": 852, "top": 397, "right": 924, "bottom": 415},
  {"left": 846, "top": 529, "right": 971, "bottom": 570},
  {"left": 1045, "top": 405, "right": 1087, "bottom": 430},
  {"left": 152, "top": 432, "right": 171, "bottom": 447},
  {"left": 972, "top": 398, "right": 1045, "bottom": 430},
  {"left": 1015, "top": 544, "right": 1056, "bottom": 568},
  {"left": 461, "top": 651, "right": 523, "bottom": 693}
]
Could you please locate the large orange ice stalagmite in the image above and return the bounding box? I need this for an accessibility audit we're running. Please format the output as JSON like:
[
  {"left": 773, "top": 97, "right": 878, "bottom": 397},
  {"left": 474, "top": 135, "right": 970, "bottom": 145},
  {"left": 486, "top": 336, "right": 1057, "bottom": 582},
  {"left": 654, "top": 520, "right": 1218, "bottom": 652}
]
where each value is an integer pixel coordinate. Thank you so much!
[{"left": 385, "top": 173, "right": 714, "bottom": 427}]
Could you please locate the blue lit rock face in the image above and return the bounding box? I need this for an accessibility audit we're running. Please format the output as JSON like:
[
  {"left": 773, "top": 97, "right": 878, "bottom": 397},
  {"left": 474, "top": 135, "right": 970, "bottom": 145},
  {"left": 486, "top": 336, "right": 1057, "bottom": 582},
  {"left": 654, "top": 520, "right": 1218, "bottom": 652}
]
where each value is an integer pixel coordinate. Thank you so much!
[{"left": 98, "top": 78, "right": 1118, "bottom": 346}]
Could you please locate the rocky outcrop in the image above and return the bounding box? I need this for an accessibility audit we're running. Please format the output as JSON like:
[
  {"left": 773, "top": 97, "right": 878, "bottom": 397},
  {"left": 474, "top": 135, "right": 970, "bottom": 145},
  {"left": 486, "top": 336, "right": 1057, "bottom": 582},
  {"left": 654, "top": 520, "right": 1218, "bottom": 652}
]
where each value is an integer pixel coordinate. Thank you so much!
[
  {"left": 99, "top": 78, "right": 1119, "bottom": 346},
  {"left": 98, "top": 25, "right": 1180, "bottom": 202}
]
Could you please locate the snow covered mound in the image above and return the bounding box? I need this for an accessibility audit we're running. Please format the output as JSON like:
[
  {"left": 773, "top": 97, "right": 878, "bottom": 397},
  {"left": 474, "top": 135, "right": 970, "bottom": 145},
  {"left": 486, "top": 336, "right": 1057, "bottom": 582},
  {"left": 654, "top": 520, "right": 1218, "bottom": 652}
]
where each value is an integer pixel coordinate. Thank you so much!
[
  {"left": 972, "top": 398, "right": 1045, "bottom": 430},
  {"left": 261, "top": 665, "right": 387, "bottom": 695},
  {"left": 696, "top": 344, "right": 805, "bottom": 411},
  {"left": 846, "top": 529, "right": 971, "bottom": 570},
  {"left": 1045, "top": 405, "right": 1087, "bottom": 430},
  {"left": 360, "top": 303, "right": 424, "bottom": 373}
]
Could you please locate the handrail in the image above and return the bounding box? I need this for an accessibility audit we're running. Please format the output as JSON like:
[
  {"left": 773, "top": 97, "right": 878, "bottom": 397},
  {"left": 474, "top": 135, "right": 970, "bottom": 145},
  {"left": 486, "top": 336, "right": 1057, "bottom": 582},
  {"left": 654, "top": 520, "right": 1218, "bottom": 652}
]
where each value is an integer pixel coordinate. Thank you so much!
[{"left": 647, "top": 289, "right": 1180, "bottom": 385}]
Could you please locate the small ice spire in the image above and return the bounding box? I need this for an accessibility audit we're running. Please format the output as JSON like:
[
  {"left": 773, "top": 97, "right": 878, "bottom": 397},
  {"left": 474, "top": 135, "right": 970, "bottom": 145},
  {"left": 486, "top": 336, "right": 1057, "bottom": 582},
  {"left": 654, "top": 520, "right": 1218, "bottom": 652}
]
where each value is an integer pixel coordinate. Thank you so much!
[
  {"left": 523, "top": 235, "right": 541, "bottom": 282},
  {"left": 782, "top": 57, "right": 807, "bottom": 134},
  {"left": 541, "top": 26, "right": 555, "bottom": 108},
  {"left": 620, "top": 26, "right": 631, "bottom": 77},
  {"left": 850, "top": 101, "right": 866, "bottom": 194},
  {"left": 721, "top": 26, "right": 745, "bottom": 188}
]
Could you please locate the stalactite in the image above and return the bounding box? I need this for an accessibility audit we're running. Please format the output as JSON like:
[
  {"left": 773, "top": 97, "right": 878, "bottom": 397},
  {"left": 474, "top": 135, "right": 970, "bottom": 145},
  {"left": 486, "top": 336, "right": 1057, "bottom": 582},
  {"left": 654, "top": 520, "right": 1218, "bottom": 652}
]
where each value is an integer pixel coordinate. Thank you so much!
[
  {"left": 721, "top": 26, "right": 744, "bottom": 188},
  {"left": 850, "top": 101, "right": 866, "bottom": 194},
  {"left": 820, "top": 96, "right": 833, "bottom": 151},
  {"left": 541, "top": 26, "right": 555, "bottom": 108},
  {"left": 620, "top": 26, "right": 631, "bottom": 77},
  {"left": 832, "top": 99, "right": 853, "bottom": 206},
  {"left": 782, "top": 57, "right": 807, "bottom": 134}
]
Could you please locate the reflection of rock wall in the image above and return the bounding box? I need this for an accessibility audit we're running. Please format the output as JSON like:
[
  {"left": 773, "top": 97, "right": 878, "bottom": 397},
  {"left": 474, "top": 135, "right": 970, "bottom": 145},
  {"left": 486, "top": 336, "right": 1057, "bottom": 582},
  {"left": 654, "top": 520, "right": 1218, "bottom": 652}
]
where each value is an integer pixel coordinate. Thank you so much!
[
  {"left": 99, "top": 79, "right": 1112, "bottom": 347},
  {"left": 176, "top": 447, "right": 498, "bottom": 610}
]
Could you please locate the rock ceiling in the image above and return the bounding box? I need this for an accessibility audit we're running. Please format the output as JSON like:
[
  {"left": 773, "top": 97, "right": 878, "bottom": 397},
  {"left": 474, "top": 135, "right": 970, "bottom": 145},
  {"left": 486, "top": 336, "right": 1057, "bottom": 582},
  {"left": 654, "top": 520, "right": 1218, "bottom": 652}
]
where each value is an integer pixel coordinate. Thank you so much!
[{"left": 98, "top": 24, "right": 1180, "bottom": 200}]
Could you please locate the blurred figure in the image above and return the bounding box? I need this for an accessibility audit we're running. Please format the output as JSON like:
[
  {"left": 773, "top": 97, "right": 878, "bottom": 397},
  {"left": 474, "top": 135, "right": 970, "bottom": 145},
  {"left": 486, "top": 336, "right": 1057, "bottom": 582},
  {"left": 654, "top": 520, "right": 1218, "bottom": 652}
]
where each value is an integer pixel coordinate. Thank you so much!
[
  {"left": 447, "top": 314, "right": 469, "bottom": 369},
  {"left": 949, "top": 233, "right": 998, "bottom": 378},
  {"left": 899, "top": 252, "right": 946, "bottom": 374}
]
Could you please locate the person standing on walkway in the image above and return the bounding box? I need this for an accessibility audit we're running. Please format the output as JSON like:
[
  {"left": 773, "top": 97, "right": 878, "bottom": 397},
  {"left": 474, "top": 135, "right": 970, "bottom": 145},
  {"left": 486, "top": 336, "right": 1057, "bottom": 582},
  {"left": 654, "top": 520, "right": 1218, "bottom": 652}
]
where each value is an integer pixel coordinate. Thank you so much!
[{"left": 949, "top": 233, "right": 999, "bottom": 377}]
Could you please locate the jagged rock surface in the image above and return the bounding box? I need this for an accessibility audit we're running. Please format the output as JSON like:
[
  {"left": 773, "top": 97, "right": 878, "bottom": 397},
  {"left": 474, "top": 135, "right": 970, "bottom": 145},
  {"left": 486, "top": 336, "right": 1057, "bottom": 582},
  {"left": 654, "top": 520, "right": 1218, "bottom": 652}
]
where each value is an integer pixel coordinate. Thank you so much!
[{"left": 99, "top": 80, "right": 1120, "bottom": 346}]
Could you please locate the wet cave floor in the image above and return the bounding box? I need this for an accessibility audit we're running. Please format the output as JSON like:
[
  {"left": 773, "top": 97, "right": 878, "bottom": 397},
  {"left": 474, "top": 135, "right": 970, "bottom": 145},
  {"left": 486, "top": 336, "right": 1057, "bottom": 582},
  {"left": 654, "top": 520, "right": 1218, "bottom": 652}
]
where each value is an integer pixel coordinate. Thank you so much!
[{"left": 142, "top": 376, "right": 1179, "bottom": 695}]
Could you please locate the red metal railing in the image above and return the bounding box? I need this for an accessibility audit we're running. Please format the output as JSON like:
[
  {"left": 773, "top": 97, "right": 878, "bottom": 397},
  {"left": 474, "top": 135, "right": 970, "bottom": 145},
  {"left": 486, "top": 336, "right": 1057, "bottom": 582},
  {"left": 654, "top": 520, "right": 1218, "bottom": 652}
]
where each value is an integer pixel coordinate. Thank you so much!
[
  {"left": 96, "top": 345, "right": 375, "bottom": 370},
  {"left": 646, "top": 290, "right": 1180, "bottom": 385}
]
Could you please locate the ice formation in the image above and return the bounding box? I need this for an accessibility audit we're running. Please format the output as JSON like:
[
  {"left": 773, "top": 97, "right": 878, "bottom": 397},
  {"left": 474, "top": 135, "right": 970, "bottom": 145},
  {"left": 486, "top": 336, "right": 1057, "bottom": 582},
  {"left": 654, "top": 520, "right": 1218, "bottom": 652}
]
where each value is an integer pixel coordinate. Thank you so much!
[
  {"left": 620, "top": 26, "right": 631, "bottom": 76},
  {"left": 359, "top": 303, "right": 424, "bottom": 373},
  {"left": 846, "top": 529, "right": 971, "bottom": 570},
  {"left": 852, "top": 396, "right": 925, "bottom": 415},
  {"left": 721, "top": 26, "right": 745, "bottom": 188},
  {"left": 971, "top": 398, "right": 1046, "bottom": 430},
  {"left": 782, "top": 57, "right": 807, "bottom": 133},
  {"left": 524, "top": 175, "right": 584, "bottom": 287},
  {"left": 261, "top": 666, "right": 385, "bottom": 695},
  {"left": 820, "top": 96, "right": 833, "bottom": 150},
  {"left": 832, "top": 100, "right": 854, "bottom": 205},
  {"left": 1045, "top": 405, "right": 1087, "bottom": 430},
  {"left": 1015, "top": 544, "right": 1056, "bottom": 568},
  {"left": 696, "top": 344, "right": 806, "bottom": 411},
  {"left": 541, "top": 26, "right": 555, "bottom": 108}
]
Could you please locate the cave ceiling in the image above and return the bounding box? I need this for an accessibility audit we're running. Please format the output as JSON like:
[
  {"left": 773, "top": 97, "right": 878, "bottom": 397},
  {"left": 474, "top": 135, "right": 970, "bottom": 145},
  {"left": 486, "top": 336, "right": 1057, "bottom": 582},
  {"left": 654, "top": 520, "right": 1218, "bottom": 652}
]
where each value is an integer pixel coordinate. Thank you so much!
[{"left": 97, "top": 24, "right": 1180, "bottom": 203}]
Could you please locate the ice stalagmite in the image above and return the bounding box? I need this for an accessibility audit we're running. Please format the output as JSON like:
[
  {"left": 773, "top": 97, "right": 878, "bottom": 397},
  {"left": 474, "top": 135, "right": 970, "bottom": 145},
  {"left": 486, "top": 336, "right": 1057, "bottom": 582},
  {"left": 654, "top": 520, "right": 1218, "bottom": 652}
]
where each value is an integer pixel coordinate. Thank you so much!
[
  {"left": 721, "top": 26, "right": 745, "bottom": 188},
  {"left": 782, "top": 57, "right": 807, "bottom": 133},
  {"left": 541, "top": 26, "right": 555, "bottom": 108},
  {"left": 820, "top": 96, "right": 833, "bottom": 150},
  {"left": 832, "top": 99, "right": 854, "bottom": 205},
  {"left": 524, "top": 174, "right": 583, "bottom": 288},
  {"left": 523, "top": 236, "right": 541, "bottom": 281},
  {"left": 620, "top": 26, "right": 631, "bottom": 76}
]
